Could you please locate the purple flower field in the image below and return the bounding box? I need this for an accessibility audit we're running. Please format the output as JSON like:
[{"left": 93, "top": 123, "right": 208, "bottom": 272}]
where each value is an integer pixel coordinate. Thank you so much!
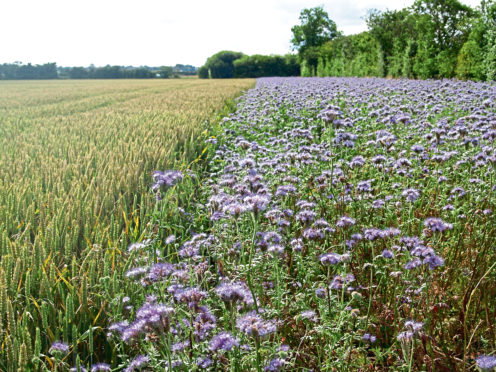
[{"left": 81, "top": 77, "right": 496, "bottom": 371}]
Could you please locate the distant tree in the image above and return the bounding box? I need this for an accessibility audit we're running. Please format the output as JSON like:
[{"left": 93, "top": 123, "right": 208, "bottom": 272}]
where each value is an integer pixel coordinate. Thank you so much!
[
  {"left": 129, "top": 67, "right": 154, "bottom": 78},
  {"left": 198, "top": 65, "right": 209, "bottom": 79},
  {"left": 157, "top": 66, "right": 173, "bottom": 78},
  {"left": 232, "top": 54, "right": 300, "bottom": 78},
  {"left": 69, "top": 67, "right": 88, "bottom": 79},
  {"left": 174, "top": 64, "right": 197, "bottom": 75},
  {"left": 205, "top": 51, "right": 244, "bottom": 78},
  {"left": 413, "top": 0, "right": 475, "bottom": 77},
  {"left": 481, "top": 0, "right": 496, "bottom": 80},
  {"left": 291, "top": 6, "right": 340, "bottom": 71},
  {"left": 413, "top": 0, "right": 474, "bottom": 51},
  {"left": 366, "top": 9, "right": 416, "bottom": 76},
  {"left": 0, "top": 62, "right": 58, "bottom": 79}
]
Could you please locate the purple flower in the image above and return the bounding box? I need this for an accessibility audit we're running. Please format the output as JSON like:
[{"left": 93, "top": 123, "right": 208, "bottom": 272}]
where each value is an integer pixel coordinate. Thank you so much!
[
  {"left": 209, "top": 332, "right": 239, "bottom": 352},
  {"left": 90, "top": 364, "right": 112, "bottom": 372},
  {"left": 127, "top": 239, "right": 152, "bottom": 252},
  {"left": 223, "top": 202, "right": 248, "bottom": 218},
  {"left": 423, "top": 254, "right": 445, "bottom": 269},
  {"left": 381, "top": 249, "right": 394, "bottom": 259},
  {"left": 151, "top": 170, "right": 183, "bottom": 191},
  {"left": 476, "top": 355, "right": 496, "bottom": 371},
  {"left": 49, "top": 341, "right": 70, "bottom": 355},
  {"left": 215, "top": 282, "right": 254, "bottom": 306},
  {"left": 236, "top": 311, "right": 276, "bottom": 338},
  {"left": 300, "top": 310, "right": 318, "bottom": 322},
  {"left": 197, "top": 357, "right": 213, "bottom": 369},
  {"left": 315, "top": 287, "right": 326, "bottom": 298},
  {"left": 372, "top": 199, "right": 385, "bottom": 209},
  {"left": 174, "top": 287, "right": 207, "bottom": 309},
  {"left": 319, "top": 252, "right": 341, "bottom": 265},
  {"left": 357, "top": 180, "right": 372, "bottom": 192},
  {"left": 275, "top": 184, "right": 297, "bottom": 197},
  {"left": 329, "top": 274, "right": 355, "bottom": 290},
  {"left": 146, "top": 263, "right": 174, "bottom": 283},
  {"left": 302, "top": 228, "right": 324, "bottom": 241},
  {"left": 363, "top": 228, "right": 383, "bottom": 241},
  {"left": 193, "top": 307, "right": 217, "bottom": 341},
  {"left": 265, "top": 358, "right": 287, "bottom": 371},
  {"left": 70, "top": 367, "right": 88, "bottom": 372},
  {"left": 423, "top": 217, "right": 453, "bottom": 232},
  {"left": 404, "top": 258, "right": 422, "bottom": 270},
  {"left": 244, "top": 194, "right": 271, "bottom": 214},
  {"left": 125, "top": 267, "right": 147, "bottom": 280},
  {"left": 290, "top": 238, "right": 303, "bottom": 252},
  {"left": 124, "top": 355, "right": 151, "bottom": 372},
  {"left": 296, "top": 210, "right": 317, "bottom": 224},
  {"left": 402, "top": 188, "right": 420, "bottom": 202},
  {"left": 405, "top": 320, "right": 423, "bottom": 333},
  {"left": 336, "top": 216, "right": 356, "bottom": 228},
  {"left": 362, "top": 333, "right": 377, "bottom": 343},
  {"left": 165, "top": 235, "right": 176, "bottom": 244}
]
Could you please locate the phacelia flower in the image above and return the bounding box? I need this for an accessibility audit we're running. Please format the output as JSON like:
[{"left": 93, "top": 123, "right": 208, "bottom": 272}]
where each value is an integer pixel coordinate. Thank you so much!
[
  {"left": 49, "top": 341, "right": 70, "bottom": 356},
  {"left": 209, "top": 332, "right": 239, "bottom": 352}
]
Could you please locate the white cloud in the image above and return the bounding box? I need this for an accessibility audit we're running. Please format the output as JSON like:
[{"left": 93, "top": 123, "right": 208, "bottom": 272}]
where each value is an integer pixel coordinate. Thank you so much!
[{"left": 0, "top": 0, "right": 482, "bottom": 67}]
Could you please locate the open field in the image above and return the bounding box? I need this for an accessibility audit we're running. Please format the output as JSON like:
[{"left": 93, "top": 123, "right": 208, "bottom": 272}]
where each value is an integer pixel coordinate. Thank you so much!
[
  {"left": 0, "top": 78, "right": 254, "bottom": 370},
  {"left": 101, "top": 77, "right": 496, "bottom": 371}
]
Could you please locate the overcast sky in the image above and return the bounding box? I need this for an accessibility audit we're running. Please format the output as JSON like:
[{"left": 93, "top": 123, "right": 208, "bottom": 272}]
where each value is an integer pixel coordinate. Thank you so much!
[{"left": 0, "top": 0, "right": 481, "bottom": 68}]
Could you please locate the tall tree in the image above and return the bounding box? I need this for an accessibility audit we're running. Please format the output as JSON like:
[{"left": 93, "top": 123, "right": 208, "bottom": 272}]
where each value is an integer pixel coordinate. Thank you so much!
[
  {"left": 204, "top": 51, "right": 244, "bottom": 79},
  {"left": 291, "top": 6, "right": 340, "bottom": 71},
  {"left": 413, "top": 0, "right": 474, "bottom": 51},
  {"left": 366, "top": 9, "right": 416, "bottom": 75}
]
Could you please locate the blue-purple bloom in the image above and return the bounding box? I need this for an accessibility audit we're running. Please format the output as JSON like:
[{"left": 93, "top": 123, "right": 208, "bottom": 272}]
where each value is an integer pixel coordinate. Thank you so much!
[
  {"left": 124, "top": 355, "right": 151, "bottom": 372},
  {"left": 336, "top": 216, "right": 356, "bottom": 228},
  {"left": 236, "top": 311, "right": 277, "bottom": 338},
  {"left": 475, "top": 355, "right": 496, "bottom": 371},
  {"left": 49, "top": 341, "right": 70, "bottom": 356},
  {"left": 151, "top": 170, "right": 183, "bottom": 191},
  {"left": 423, "top": 217, "right": 453, "bottom": 232},
  {"left": 265, "top": 358, "right": 287, "bottom": 371},
  {"left": 209, "top": 332, "right": 239, "bottom": 352},
  {"left": 215, "top": 282, "right": 254, "bottom": 306},
  {"left": 90, "top": 364, "right": 112, "bottom": 372}
]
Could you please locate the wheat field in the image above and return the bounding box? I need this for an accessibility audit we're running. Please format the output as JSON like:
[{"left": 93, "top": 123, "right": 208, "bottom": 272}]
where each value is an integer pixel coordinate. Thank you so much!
[{"left": 0, "top": 78, "right": 254, "bottom": 370}]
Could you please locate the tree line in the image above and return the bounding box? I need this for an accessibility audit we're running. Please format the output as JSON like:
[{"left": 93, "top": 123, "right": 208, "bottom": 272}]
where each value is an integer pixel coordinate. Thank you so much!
[
  {"left": 0, "top": 63, "right": 197, "bottom": 80},
  {"left": 292, "top": 0, "right": 496, "bottom": 81},
  {"left": 198, "top": 52, "right": 300, "bottom": 78},
  {"left": 0, "top": 63, "right": 58, "bottom": 79}
]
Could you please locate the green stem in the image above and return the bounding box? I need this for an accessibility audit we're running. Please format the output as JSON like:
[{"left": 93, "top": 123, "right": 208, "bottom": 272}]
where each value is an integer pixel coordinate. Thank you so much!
[{"left": 255, "top": 337, "right": 262, "bottom": 372}]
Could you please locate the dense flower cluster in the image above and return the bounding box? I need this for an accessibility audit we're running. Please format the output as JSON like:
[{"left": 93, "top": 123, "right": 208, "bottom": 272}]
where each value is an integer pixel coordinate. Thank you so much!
[{"left": 94, "top": 77, "right": 496, "bottom": 371}]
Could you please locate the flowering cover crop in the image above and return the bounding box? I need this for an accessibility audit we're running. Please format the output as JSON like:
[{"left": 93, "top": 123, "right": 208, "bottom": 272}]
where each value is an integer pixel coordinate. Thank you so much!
[{"left": 77, "top": 77, "right": 496, "bottom": 371}]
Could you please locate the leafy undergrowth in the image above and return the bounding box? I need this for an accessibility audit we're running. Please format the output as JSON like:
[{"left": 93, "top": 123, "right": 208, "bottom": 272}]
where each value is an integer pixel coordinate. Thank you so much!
[{"left": 55, "top": 77, "right": 495, "bottom": 371}]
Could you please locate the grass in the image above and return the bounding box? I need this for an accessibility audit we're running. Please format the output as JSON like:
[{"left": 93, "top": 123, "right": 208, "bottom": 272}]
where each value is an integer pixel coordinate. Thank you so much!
[{"left": 0, "top": 78, "right": 254, "bottom": 370}]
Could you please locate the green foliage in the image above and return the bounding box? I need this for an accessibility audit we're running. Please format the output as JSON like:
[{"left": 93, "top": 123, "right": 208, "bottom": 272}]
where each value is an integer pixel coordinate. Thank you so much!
[
  {"left": 300, "top": 60, "right": 312, "bottom": 77},
  {"left": 233, "top": 54, "right": 300, "bottom": 78},
  {"left": 0, "top": 62, "right": 57, "bottom": 79},
  {"left": 482, "top": 0, "right": 496, "bottom": 80},
  {"left": 366, "top": 9, "right": 416, "bottom": 75},
  {"left": 311, "top": 0, "right": 494, "bottom": 81},
  {"left": 157, "top": 66, "right": 173, "bottom": 78},
  {"left": 204, "top": 51, "right": 244, "bottom": 79},
  {"left": 316, "top": 33, "right": 382, "bottom": 77},
  {"left": 198, "top": 65, "right": 209, "bottom": 79},
  {"left": 291, "top": 6, "right": 340, "bottom": 71},
  {"left": 291, "top": 6, "right": 340, "bottom": 55},
  {"left": 456, "top": 40, "right": 484, "bottom": 80}
]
